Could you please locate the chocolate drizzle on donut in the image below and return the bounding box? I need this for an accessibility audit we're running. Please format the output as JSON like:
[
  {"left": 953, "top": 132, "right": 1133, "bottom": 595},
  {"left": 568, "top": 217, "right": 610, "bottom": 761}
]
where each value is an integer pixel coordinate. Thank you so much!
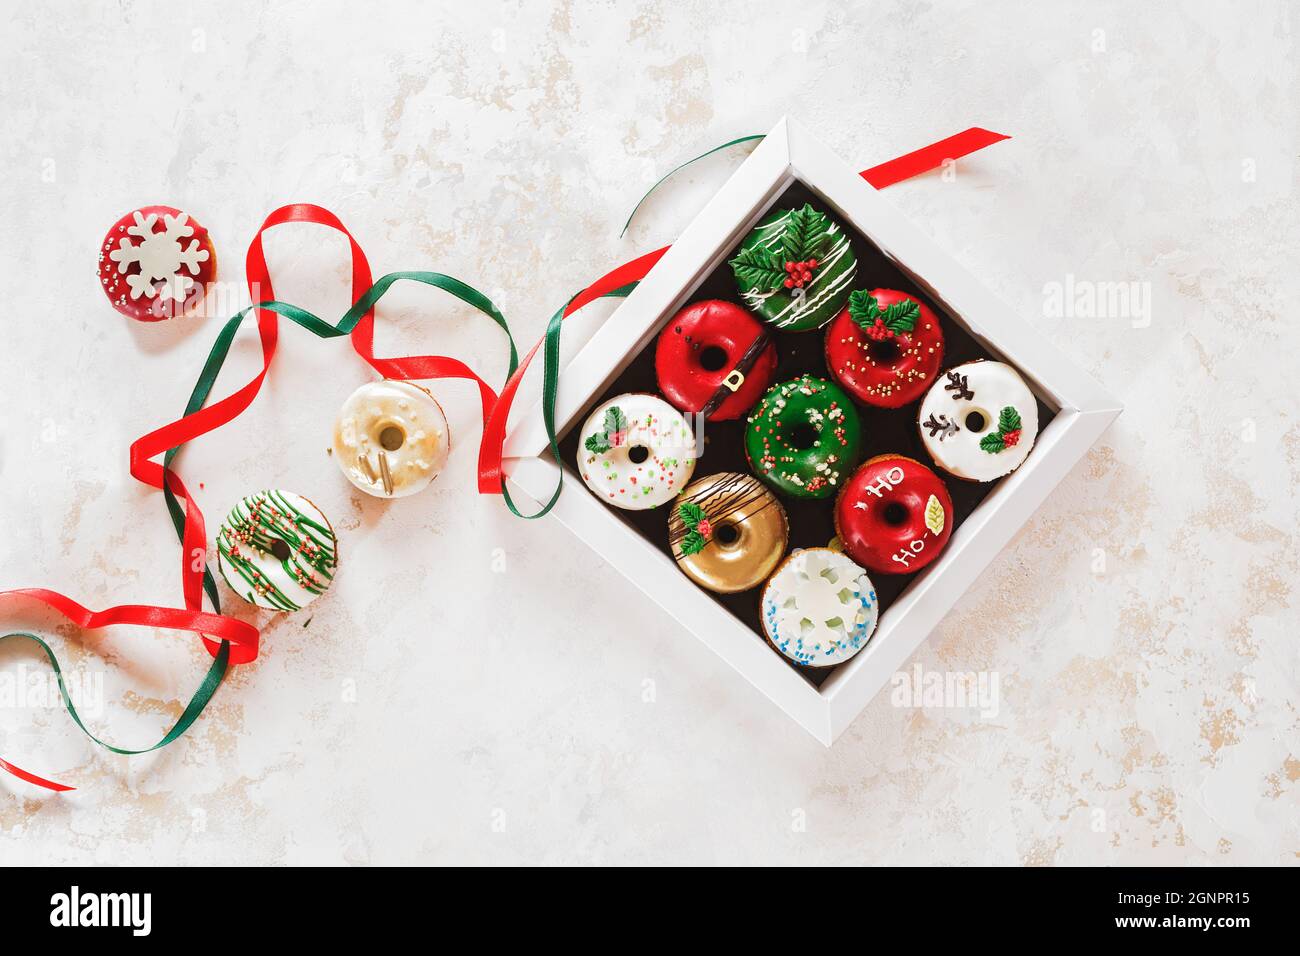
[
  {"left": 699, "top": 329, "right": 772, "bottom": 420},
  {"left": 667, "top": 474, "right": 778, "bottom": 550}
]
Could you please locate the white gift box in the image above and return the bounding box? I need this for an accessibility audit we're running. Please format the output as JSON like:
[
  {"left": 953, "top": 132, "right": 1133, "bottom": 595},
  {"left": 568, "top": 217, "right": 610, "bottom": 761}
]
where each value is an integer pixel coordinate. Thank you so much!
[{"left": 504, "top": 117, "right": 1121, "bottom": 744}]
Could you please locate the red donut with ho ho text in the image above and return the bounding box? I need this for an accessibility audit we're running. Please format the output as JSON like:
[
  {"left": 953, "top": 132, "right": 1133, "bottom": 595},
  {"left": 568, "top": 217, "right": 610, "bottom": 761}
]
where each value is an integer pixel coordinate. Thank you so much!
[
  {"left": 825, "top": 288, "right": 943, "bottom": 408},
  {"left": 654, "top": 299, "right": 777, "bottom": 421},
  {"left": 97, "top": 205, "right": 217, "bottom": 322},
  {"left": 835, "top": 454, "right": 954, "bottom": 575}
]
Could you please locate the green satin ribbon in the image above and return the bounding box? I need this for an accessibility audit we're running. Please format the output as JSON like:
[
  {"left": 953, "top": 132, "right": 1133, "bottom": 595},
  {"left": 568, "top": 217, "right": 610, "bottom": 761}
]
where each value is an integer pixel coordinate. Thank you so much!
[
  {"left": 500, "top": 282, "right": 639, "bottom": 520},
  {"left": 619, "top": 134, "right": 764, "bottom": 237},
  {"left": 6, "top": 273, "right": 515, "bottom": 782},
  {"left": 164, "top": 271, "right": 517, "bottom": 608},
  {"left": 0, "top": 632, "right": 230, "bottom": 761}
]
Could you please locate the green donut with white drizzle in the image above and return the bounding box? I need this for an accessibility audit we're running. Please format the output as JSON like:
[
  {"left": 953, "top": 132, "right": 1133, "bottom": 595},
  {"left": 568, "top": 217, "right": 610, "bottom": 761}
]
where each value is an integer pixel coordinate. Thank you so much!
[
  {"left": 745, "top": 375, "right": 862, "bottom": 500},
  {"left": 729, "top": 202, "right": 858, "bottom": 332},
  {"left": 217, "top": 489, "right": 338, "bottom": 612}
]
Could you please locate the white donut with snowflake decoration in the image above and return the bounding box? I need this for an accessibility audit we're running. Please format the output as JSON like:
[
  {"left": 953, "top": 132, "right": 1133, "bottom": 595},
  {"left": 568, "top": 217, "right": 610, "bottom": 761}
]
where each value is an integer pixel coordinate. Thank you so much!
[{"left": 761, "top": 547, "right": 878, "bottom": 667}]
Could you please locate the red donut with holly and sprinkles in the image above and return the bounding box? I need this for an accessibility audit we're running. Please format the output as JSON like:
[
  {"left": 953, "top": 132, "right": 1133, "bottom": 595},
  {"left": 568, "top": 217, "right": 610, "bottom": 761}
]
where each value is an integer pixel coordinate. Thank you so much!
[
  {"left": 825, "top": 288, "right": 944, "bottom": 408},
  {"left": 654, "top": 299, "right": 777, "bottom": 422},
  {"left": 834, "top": 454, "right": 954, "bottom": 575},
  {"left": 97, "top": 205, "right": 216, "bottom": 321}
]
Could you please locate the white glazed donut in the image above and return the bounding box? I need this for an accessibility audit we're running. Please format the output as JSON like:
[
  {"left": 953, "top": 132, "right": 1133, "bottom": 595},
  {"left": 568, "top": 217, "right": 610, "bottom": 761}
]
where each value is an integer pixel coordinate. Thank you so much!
[
  {"left": 576, "top": 392, "right": 698, "bottom": 510},
  {"left": 332, "top": 380, "right": 450, "bottom": 498},
  {"left": 760, "top": 547, "right": 878, "bottom": 667},
  {"left": 217, "top": 489, "right": 338, "bottom": 612},
  {"left": 918, "top": 360, "right": 1039, "bottom": 482}
]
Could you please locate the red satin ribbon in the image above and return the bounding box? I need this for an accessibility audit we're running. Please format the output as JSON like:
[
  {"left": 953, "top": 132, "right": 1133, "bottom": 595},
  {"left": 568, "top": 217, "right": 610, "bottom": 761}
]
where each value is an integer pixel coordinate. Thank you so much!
[
  {"left": 477, "top": 127, "right": 1011, "bottom": 490},
  {"left": 0, "top": 588, "right": 259, "bottom": 791}
]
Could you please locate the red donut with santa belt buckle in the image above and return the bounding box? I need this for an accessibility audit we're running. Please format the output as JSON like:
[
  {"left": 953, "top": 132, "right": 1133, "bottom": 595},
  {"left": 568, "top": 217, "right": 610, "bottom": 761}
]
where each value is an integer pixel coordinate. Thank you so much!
[
  {"left": 835, "top": 454, "right": 954, "bottom": 575},
  {"left": 654, "top": 300, "right": 778, "bottom": 421}
]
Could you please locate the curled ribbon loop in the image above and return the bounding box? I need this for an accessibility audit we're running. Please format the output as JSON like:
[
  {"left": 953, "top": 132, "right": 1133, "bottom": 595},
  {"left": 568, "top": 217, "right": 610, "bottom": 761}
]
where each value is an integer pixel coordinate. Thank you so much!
[{"left": 0, "top": 588, "right": 256, "bottom": 790}]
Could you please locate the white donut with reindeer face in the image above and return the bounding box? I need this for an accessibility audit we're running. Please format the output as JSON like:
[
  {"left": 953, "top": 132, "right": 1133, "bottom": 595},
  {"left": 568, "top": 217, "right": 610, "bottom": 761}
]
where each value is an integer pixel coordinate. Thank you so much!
[
  {"left": 577, "top": 393, "right": 698, "bottom": 510},
  {"left": 918, "top": 360, "right": 1038, "bottom": 482}
]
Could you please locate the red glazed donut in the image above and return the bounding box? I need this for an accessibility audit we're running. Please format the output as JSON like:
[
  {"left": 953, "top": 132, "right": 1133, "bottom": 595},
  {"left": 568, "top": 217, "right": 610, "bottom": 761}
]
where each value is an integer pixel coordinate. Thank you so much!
[
  {"left": 97, "top": 205, "right": 217, "bottom": 322},
  {"left": 825, "top": 288, "right": 943, "bottom": 408},
  {"left": 835, "top": 454, "right": 954, "bottom": 575},
  {"left": 655, "top": 300, "right": 777, "bottom": 421}
]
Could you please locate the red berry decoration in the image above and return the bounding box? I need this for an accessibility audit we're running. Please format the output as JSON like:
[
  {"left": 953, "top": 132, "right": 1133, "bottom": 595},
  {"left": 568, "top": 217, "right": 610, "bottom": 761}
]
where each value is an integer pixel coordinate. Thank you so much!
[{"left": 1002, "top": 429, "right": 1021, "bottom": 447}]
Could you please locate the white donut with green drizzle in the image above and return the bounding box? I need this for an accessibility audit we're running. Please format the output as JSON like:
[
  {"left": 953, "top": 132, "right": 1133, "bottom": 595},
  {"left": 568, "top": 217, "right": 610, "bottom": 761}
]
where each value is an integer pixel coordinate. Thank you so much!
[
  {"left": 918, "top": 360, "right": 1039, "bottom": 482},
  {"left": 217, "top": 489, "right": 339, "bottom": 612},
  {"left": 576, "top": 393, "right": 697, "bottom": 510}
]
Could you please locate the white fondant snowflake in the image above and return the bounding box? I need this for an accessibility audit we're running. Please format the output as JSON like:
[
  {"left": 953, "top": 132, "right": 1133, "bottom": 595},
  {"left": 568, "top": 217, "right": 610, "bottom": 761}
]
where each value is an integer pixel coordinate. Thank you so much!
[
  {"left": 774, "top": 550, "right": 867, "bottom": 647},
  {"left": 108, "top": 211, "right": 209, "bottom": 302}
]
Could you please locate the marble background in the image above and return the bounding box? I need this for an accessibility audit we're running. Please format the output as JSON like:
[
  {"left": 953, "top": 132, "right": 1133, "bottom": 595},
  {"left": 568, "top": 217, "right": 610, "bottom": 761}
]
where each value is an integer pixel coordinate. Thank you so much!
[{"left": 0, "top": 0, "right": 1295, "bottom": 865}]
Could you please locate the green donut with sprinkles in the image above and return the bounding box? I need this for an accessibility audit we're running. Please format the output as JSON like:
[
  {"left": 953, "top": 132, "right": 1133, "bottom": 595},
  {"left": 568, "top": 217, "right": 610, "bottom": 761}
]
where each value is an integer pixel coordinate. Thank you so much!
[
  {"left": 728, "top": 202, "right": 858, "bottom": 332},
  {"left": 745, "top": 375, "right": 862, "bottom": 499}
]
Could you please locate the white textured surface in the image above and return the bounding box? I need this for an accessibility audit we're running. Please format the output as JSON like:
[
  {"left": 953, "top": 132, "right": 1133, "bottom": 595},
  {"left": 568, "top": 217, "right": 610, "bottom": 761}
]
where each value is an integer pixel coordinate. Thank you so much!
[{"left": 1, "top": 1, "right": 1297, "bottom": 865}]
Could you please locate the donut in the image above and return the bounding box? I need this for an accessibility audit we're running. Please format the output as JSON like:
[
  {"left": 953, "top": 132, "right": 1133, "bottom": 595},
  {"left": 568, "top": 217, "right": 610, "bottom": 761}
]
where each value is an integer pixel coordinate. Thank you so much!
[
  {"left": 654, "top": 300, "right": 777, "bottom": 421},
  {"left": 760, "top": 548, "right": 878, "bottom": 667},
  {"left": 728, "top": 202, "right": 857, "bottom": 332},
  {"left": 332, "top": 380, "right": 449, "bottom": 498},
  {"left": 919, "top": 360, "right": 1039, "bottom": 482},
  {"left": 825, "top": 289, "right": 945, "bottom": 407},
  {"left": 577, "top": 393, "right": 697, "bottom": 510},
  {"left": 668, "top": 472, "right": 789, "bottom": 593},
  {"left": 217, "top": 490, "right": 338, "bottom": 612},
  {"left": 744, "top": 375, "right": 862, "bottom": 500},
  {"left": 835, "top": 455, "right": 954, "bottom": 575},
  {"left": 97, "top": 206, "right": 216, "bottom": 321}
]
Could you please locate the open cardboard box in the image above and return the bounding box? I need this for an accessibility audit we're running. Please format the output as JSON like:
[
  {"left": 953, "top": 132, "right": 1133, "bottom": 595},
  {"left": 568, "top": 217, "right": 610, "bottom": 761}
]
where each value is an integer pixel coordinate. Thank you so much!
[{"left": 503, "top": 117, "right": 1122, "bottom": 744}]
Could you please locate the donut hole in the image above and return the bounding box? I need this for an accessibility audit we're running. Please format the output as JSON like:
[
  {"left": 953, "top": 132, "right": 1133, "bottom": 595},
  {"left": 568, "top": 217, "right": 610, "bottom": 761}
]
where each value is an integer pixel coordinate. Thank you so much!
[
  {"left": 270, "top": 539, "right": 292, "bottom": 562},
  {"left": 964, "top": 411, "right": 988, "bottom": 433},
  {"left": 788, "top": 424, "right": 819, "bottom": 450},
  {"left": 699, "top": 346, "right": 729, "bottom": 372},
  {"left": 628, "top": 445, "right": 650, "bottom": 464},
  {"left": 379, "top": 425, "right": 405, "bottom": 451},
  {"left": 714, "top": 523, "right": 740, "bottom": 546},
  {"left": 868, "top": 339, "right": 901, "bottom": 363},
  {"left": 883, "top": 502, "right": 909, "bottom": 526}
]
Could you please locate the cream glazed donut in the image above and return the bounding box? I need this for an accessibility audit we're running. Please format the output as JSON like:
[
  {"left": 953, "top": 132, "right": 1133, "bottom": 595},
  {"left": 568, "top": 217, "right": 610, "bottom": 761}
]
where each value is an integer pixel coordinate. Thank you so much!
[
  {"left": 577, "top": 393, "right": 697, "bottom": 510},
  {"left": 333, "top": 380, "right": 450, "bottom": 498},
  {"left": 919, "top": 360, "right": 1039, "bottom": 482}
]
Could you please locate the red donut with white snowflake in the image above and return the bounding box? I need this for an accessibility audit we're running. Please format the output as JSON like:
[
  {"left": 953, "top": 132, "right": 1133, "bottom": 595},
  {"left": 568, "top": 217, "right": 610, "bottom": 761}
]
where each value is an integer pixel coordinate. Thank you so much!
[
  {"left": 654, "top": 300, "right": 777, "bottom": 421},
  {"left": 834, "top": 454, "right": 953, "bottom": 575},
  {"left": 824, "top": 289, "right": 943, "bottom": 408},
  {"left": 97, "top": 205, "right": 216, "bottom": 321}
]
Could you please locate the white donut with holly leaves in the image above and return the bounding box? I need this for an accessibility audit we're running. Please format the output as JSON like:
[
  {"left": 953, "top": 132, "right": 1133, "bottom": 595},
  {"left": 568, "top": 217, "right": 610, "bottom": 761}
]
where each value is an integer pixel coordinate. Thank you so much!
[
  {"left": 576, "top": 393, "right": 697, "bottom": 510},
  {"left": 918, "top": 360, "right": 1038, "bottom": 482}
]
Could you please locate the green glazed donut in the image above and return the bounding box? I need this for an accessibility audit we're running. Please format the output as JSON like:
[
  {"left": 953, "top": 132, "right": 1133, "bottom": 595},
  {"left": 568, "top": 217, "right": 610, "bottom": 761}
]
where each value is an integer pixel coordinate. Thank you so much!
[
  {"left": 745, "top": 375, "right": 862, "bottom": 499},
  {"left": 728, "top": 203, "right": 858, "bottom": 332}
]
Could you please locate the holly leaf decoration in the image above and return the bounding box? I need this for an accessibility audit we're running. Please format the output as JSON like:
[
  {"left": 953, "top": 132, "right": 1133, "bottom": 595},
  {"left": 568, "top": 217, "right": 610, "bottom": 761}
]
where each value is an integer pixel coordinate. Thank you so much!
[
  {"left": 781, "top": 204, "right": 832, "bottom": 263},
  {"left": 998, "top": 406, "right": 1022, "bottom": 433},
  {"left": 678, "top": 501, "right": 705, "bottom": 530},
  {"left": 680, "top": 530, "right": 707, "bottom": 556},
  {"left": 979, "top": 432, "right": 1006, "bottom": 454},
  {"left": 728, "top": 244, "right": 787, "bottom": 293},
  {"left": 924, "top": 494, "right": 945, "bottom": 535},
  {"left": 604, "top": 405, "right": 628, "bottom": 439},
  {"left": 847, "top": 290, "right": 920, "bottom": 334},
  {"left": 584, "top": 433, "right": 610, "bottom": 455}
]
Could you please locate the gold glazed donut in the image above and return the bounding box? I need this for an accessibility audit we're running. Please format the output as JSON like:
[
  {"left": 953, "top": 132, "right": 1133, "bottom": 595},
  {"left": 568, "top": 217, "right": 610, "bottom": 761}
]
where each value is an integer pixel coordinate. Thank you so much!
[
  {"left": 668, "top": 472, "right": 789, "bottom": 593},
  {"left": 332, "top": 380, "right": 450, "bottom": 498}
]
